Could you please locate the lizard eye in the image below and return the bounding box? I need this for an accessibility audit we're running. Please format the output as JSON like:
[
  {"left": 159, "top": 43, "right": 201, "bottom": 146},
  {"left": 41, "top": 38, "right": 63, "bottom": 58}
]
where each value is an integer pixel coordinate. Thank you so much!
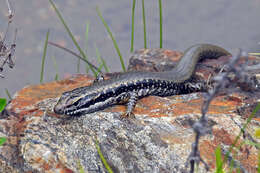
[
  {"left": 72, "top": 92, "right": 100, "bottom": 109},
  {"left": 72, "top": 99, "right": 81, "bottom": 108}
]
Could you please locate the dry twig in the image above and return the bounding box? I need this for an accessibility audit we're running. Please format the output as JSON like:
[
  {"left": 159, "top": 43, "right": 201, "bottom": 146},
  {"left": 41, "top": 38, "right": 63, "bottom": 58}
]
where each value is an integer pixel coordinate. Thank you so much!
[
  {"left": 0, "top": 0, "right": 17, "bottom": 78},
  {"left": 187, "top": 49, "right": 260, "bottom": 172}
]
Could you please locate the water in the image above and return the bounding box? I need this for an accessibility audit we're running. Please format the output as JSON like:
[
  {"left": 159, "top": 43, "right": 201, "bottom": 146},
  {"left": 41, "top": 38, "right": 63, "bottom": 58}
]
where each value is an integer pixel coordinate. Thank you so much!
[{"left": 0, "top": 0, "right": 260, "bottom": 97}]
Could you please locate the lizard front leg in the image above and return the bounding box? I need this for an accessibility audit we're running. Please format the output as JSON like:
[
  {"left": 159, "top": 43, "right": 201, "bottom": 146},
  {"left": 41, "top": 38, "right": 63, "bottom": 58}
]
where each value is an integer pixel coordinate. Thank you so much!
[{"left": 120, "top": 91, "right": 138, "bottom": 118}]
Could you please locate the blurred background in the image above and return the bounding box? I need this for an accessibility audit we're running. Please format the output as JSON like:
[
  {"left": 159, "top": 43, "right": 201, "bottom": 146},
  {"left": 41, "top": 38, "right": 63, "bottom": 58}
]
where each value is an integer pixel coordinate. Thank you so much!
[{"left": 0, "top": 0, "right": 260, "bottom": 97}]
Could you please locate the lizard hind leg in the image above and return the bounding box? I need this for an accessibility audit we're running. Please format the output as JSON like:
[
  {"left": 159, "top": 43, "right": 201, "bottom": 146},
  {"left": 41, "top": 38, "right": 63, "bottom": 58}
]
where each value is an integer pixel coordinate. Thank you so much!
[{"left": 120, "top": 92, "right": 138, "bottom": 119}]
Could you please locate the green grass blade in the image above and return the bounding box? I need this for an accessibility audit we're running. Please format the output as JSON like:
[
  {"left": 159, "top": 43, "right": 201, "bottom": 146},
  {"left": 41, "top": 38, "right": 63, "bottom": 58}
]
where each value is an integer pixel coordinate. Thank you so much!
[
  {"left": 78, "top": 21, "right": 91, "bottom": 74},
  {"left": 257, "top": 150, "right": 260, "bottom": 173},
  {"left": 0, "top": 98, "right": 7, "bottom": 113},
  {"left": 0, "top": 137, "right": 7, "bottom": 146},
  {"left": 96, "top": 6, "right": 126, "bottom": 72},
  {"left": 85, "top": 22, "right": 90, "bottom": 53},
  {"left": 249, "top": 52, "right": 260, "bottom": 56},
  {"left": 48, "top": 0, "right": 97, "bottom": 76},
  {"left": 100, "top": 57, "right": 109, "bottom": 73},
  {"left": 76, "top": 160, "right": 85, "bottom": 173},
  {"left": 130, "top": 0, "right": 136, "bottom": 52},
  {"left": 255, "top": 128, "right": 260, "bottom": 138},
  {"left": 215, "top": 146, "right": 224, "bottom": 173},
  {"left": 95, "top": 47, "right": 109, "bottom": 73},
  {"left": 158, "top": 0, "right": 163, "bottom": 48},
  {"left": 95, "top": 46, "right": 104, "bottom": 73},
  {"left": 97, "top": 63, "right": 104, "bottom": 75},
  {"left": 40, "top": 29, "right": 49, "bottom": 83},
  {"left": 228, "top": 159, "right": 235, "bottom": 173},
  {"left": 5, "top": 88, "right": 11, "bottom": 100},
  {"left": 51, "top": 56, "right": 59, "bottom": 81},
  {"left": 142, "top": 0, "right": 147, "bottom": 49},
  {"left": 219, "top": 102, "right": 260, "bottom": 170},
  {"left": 54, "top": 74, "right": 58, "bottom": 81},
  {"left": 243, "top": 140, "right": 260, "bottom": 148},
  {"left": 84, "top": 22, "right": 90, "bottom": 73},
  {"left": 77, "top": 55, "right": 80, "bottom": 73},
  {"left": 95, "top": 139, "right": 114, "bottom": 173}
]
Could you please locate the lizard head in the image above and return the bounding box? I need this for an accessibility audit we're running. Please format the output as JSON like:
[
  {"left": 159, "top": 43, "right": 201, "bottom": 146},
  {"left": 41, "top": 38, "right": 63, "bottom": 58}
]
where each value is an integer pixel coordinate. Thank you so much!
[
  {"left": 54, "top": 86, "right": 101, "bottom": 116},
  {"left": 53, "top": 85, "right": 117, "bottom": 116}
]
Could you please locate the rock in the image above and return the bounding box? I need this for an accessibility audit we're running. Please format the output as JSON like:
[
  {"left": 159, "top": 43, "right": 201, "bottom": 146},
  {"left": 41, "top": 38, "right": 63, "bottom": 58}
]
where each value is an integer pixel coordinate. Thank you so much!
[
  {"left": 128, "top": 49, "right": 183, "bottom": 72},
  {"left": 0, "top": 49, "right": 259, "bottom": 173}
]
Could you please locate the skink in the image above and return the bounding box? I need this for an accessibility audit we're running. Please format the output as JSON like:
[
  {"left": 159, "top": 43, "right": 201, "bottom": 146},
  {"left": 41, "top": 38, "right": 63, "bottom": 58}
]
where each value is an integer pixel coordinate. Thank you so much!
[{"left": 54, "top": 44, "right": 230, "bottom": 117}]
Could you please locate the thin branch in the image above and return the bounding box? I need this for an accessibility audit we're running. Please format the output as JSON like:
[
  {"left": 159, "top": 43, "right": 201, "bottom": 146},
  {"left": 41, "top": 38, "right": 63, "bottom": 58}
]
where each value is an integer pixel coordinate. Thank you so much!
[
  {"left": 2, "top": 22, "right": 10, "bottom": 43},
  {"left": 0, "top": 0, "right": 16, "bottom": 78},
  {"left": 187, "top": 49, "right": 260, "bottom": 172},
  {"left": 48, "top": 41, "right": 102, "bottom": 74},
  {"left": 5, "top": 0, "right": 14, "bottom": 22}
]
